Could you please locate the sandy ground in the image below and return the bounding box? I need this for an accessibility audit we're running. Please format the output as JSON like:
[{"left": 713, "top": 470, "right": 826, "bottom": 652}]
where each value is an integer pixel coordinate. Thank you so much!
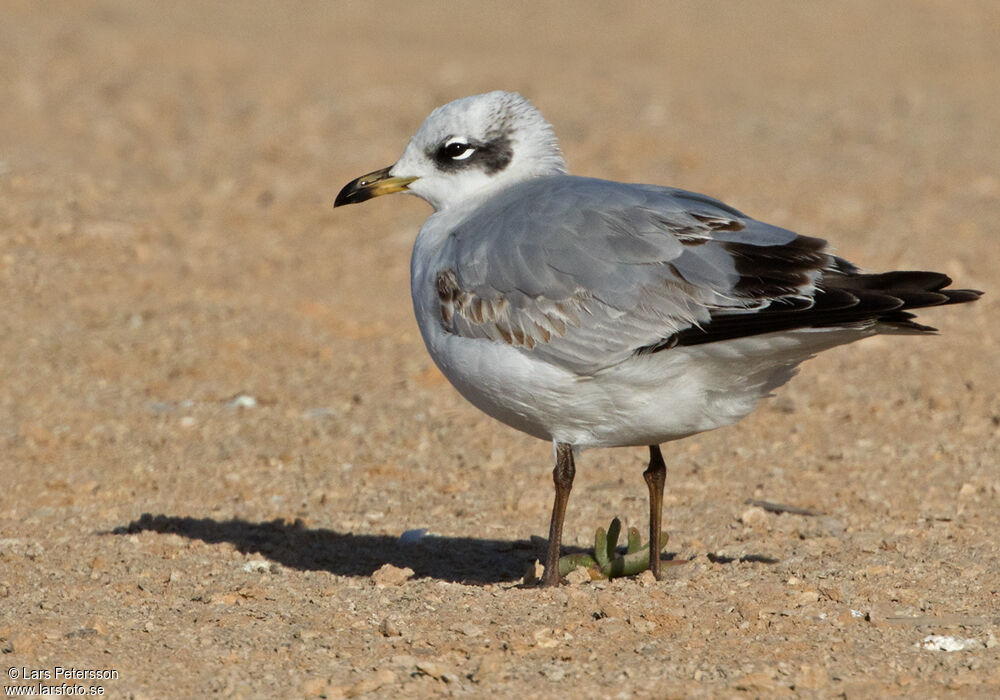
[{"left": 2, "top": 1, "right": 999, "bottom": 697}]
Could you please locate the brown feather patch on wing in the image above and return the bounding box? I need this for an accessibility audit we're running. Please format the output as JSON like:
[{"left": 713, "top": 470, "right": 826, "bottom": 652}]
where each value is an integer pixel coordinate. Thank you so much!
[{"left": 435, "top": 268, "right": 582, "bottom": 348}]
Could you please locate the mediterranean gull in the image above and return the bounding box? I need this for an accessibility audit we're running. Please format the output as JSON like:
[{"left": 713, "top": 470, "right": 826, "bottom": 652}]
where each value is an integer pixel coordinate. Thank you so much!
[{"left": 334, "top": 91, "right": 981, "bottom": 586}]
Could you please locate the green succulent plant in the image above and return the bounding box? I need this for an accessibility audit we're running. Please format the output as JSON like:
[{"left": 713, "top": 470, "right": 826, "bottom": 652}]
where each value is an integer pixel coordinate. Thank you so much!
[{"left": 558, "top": 517, "right": 669, "bottom": 580}]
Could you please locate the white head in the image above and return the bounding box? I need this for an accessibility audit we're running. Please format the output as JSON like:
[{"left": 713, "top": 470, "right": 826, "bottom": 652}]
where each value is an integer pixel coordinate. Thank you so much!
[{"left": 335, "top": 91, "right": 567, "bottom": 212}]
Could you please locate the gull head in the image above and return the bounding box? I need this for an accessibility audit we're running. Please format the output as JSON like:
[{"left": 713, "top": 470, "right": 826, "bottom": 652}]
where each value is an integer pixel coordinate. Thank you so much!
[{"left": 335, "top": 91, "right": 567, "bottom": 212}]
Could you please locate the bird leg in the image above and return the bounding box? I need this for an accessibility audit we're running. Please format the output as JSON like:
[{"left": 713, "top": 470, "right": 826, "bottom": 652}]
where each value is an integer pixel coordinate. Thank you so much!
[
  {"left": 644, "top": 444, "right": 667, "bottom": 580},
  {"left": 540, "top": 442, "right": 575, "bottom": 587}
]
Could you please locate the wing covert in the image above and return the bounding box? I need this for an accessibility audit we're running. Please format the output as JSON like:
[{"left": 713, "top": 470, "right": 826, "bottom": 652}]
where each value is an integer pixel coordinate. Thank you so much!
[{"left": 429, "top": 175, "right": 829, "bottom": 373}]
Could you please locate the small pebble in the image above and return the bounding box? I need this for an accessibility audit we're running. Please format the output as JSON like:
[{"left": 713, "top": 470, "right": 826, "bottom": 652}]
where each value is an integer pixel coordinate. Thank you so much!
[
  {"left": 522, "top": 560, "right": 545, "bottom": 585},
  {"left": 370, "top": 563, "right": 414, "bottom": 586},
  {"left": 379, "top": 617, "right": 402, "bottom": 637},
  {"left": 344, "top": 669, "right": 395, "bottom": 697},
  {"left": 637, "top": 570, "right": 657, "bottom": 586},
  {"left": 300, "top": 678, "right": 329, "bottom": 697},
  {"left": 454, "top": 622, "right": 483, "bottom": 637},
  {"left": 242, "top": 560, "right": 273, "bottom": 574},
  {"left": 398, "top": 528, "right": 428, "bottom": 544},
  {"left": 920, "top": 635, "right": 982, "bottom": 652},
  {"left": 416, "top": 660, "right": 445, "bottom": 680},
  {"left": 228, "top": 394, "right": 257, "bottom": 408},
  {"left": 471, "top": 653, "right": 504, "bottom": 682},
  {"left": 740, "top": 506, "right": 769, "bottom": 531}
]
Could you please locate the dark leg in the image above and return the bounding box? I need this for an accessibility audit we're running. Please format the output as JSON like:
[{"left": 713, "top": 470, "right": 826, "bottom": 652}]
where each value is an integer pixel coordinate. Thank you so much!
[
  {"left": 540, "top": 443, "right": 575, "bottom": 587},
  {"left": 644, "top": 444, "right": 667, "bottom": 580}
]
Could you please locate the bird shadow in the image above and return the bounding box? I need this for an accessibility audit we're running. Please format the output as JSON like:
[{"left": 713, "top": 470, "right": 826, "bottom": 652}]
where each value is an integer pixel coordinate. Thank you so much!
[
  {"left": 110, "top": 513, "right": 778, "bottom": 585},
  {"left": 109, "top": 513, "right": 542, "bottom": 584}
]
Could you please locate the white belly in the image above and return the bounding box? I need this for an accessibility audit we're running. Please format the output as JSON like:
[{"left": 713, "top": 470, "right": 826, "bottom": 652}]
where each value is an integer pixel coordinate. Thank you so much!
[{"left": 413, "top": 292, "right": 863, "bottom": 449}]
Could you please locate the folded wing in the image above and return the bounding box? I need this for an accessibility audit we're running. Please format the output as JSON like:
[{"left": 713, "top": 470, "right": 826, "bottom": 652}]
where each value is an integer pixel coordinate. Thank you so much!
[{"left": 429, "top": 175, "right": 980, "bottom": 373}]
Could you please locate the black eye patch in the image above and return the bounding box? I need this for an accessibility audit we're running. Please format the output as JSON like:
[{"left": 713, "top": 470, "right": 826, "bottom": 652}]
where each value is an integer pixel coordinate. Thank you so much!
[{"left": 431, "top": 134, "right": 513, "bottom": 175}]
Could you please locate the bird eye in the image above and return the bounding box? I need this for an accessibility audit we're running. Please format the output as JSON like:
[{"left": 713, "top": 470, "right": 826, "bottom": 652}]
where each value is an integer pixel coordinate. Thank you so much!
[{"left": 441, "top": 140, "right": 475, "bottom": 161}]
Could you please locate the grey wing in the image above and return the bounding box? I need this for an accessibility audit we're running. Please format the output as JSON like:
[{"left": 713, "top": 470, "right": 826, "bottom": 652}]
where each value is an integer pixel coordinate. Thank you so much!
[{"left": 432, "top": 175, "right": 829, "bottom": 374}]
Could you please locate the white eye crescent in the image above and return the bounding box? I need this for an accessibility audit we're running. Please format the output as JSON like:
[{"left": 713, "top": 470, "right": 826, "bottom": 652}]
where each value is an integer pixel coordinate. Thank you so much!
[{"left": 443, "top": 138, "right": 476, "bottom": 160}]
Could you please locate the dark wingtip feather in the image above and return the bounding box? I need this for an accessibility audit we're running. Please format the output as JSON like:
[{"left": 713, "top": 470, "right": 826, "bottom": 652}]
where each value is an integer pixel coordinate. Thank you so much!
[
  {"left": 642, "top": 262, "right": 981, "bottom": 351},
  {"left": 943, "top": 289, "right": 983, "bottom": 304}
]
